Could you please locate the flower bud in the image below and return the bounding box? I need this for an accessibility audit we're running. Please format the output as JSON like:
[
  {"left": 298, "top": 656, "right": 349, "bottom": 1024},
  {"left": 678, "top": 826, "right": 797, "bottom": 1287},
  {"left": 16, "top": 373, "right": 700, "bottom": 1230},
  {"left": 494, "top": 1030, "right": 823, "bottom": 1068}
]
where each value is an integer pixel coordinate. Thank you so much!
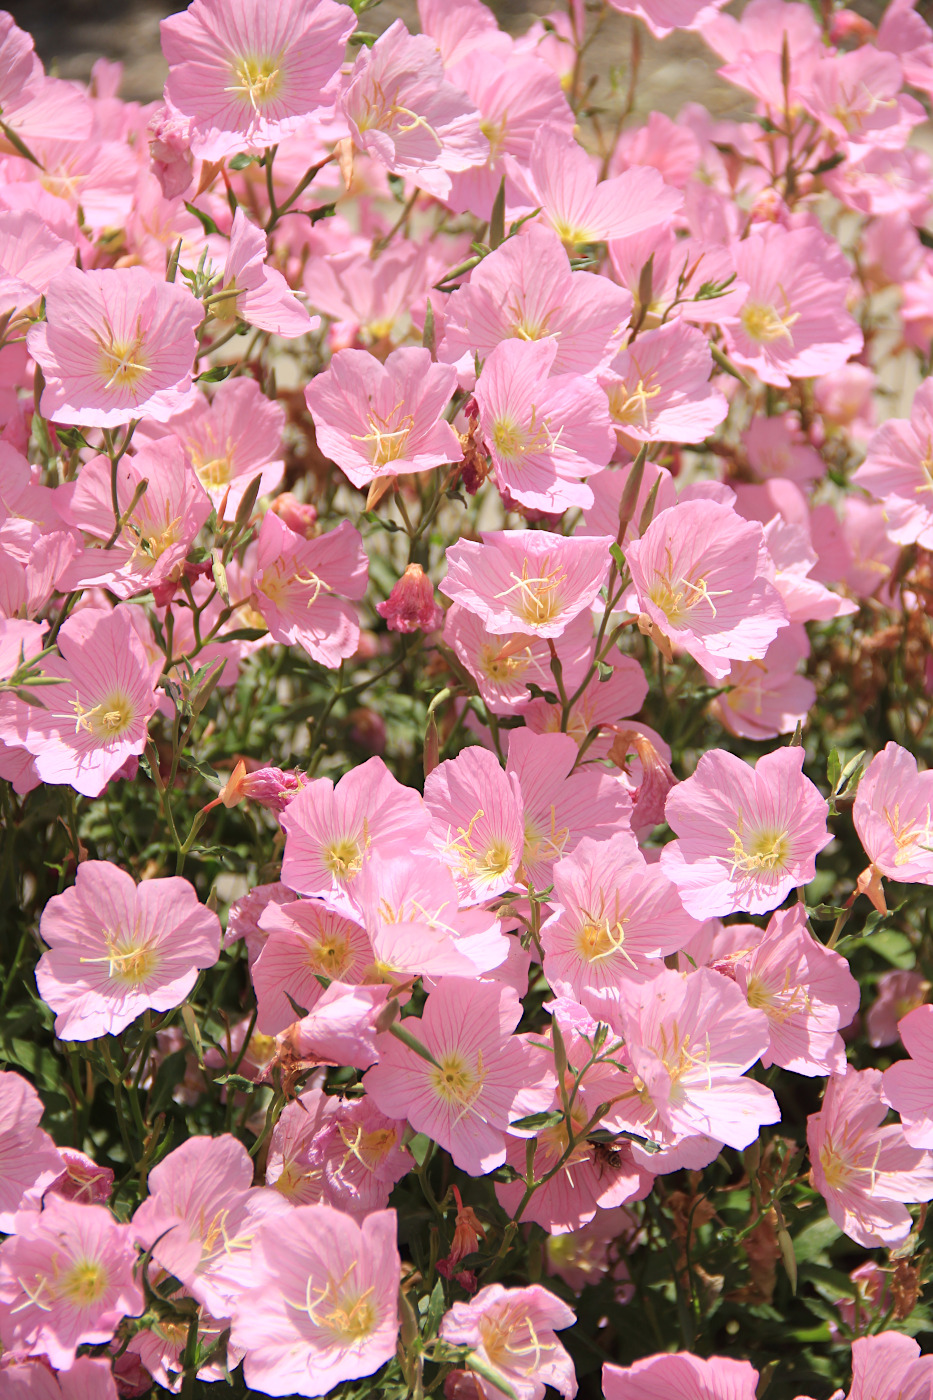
[
  {"left": 376, "top": 563, "right": 444, "bottom": 634},
  {"left": 270, "top": 492, "right": 318, "bottom": 538}
]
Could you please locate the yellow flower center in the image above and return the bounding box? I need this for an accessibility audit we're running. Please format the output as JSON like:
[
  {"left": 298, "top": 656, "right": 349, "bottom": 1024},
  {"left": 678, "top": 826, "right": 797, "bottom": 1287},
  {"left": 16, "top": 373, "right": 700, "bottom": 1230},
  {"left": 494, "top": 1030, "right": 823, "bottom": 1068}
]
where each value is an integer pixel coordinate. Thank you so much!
[
  {"left": 740, "top": 298, "right": 800, "bottom": 345},
  {"left": 607, "top": 375, "right": 662, "bottom": 429},
  {"left": 495, "top": 557, "right": 568, "bottom": 628},
  {"left": 728, "top": 824, "right": 790, "bottom": 881},
  {"left": 232, "top": 54, "right": 284, "bottom": 113},
  {"left": 430, "top": 1049, "right": 484, "bottom": 1107},
  {"left": 60, "top": 1258, "right": 109, "bottom": 1306},
  {"left": 95, "top": 318, "right": 150, "bottom": 395},
  {"left": 322, "top": 836, "right": 365, "bottom": 880},
  {"left": 71, "top": 692, "right": 136, "bottom": 741}
]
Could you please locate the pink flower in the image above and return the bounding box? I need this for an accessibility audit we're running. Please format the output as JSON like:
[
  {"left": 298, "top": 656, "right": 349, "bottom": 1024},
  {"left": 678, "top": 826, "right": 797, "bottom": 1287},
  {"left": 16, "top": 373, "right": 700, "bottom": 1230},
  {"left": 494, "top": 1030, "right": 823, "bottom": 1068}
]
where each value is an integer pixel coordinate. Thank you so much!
[
  {"left": 852, "top": 380, "right": 933, "bottom": 549},
  {"left": 523, "top": 654, "right": 649, "bottom": 761},
  {"left": 0, "top": 1196, "right": 144, "bottom": 1369},
  {"left": 341, "top": 21, "right": 488, "bottom": 200},
  {"left": 867, "top": 970, "right": 929, "bottom": 1048},
  {"left": 474, "top": 338, "right": 614, "bottom": 512},
  {"left": 0, "top": 1071, "right": 62, "bottom": 1231},
  {"left": 218, "top": 208, "right": 314, "bottom": 340},
  {"left": 45, "top": 1149, "right": 114, "bottom": 1208},
  {"left": 883, "top": 1005, "right": 933, "bottom": 1148},
  {"left": 230, "top": 1205, "right": 400, "bottom": 1397},
  {"left": 424, "top": 746, "right": 524, "bottom": 904},
  {"left": 507, "top": 125, "right": 682, "bottom": 248},
  {"left": 377, "top": 563, "right": 444, "bottom": 633},
  {"left": 306, "top": 347, "right": 460, "bottom": 489},
  {"left": 807, "top": 1065, "right": 933, "bottom": 1248},
  {"left": 661, "top": 746, "right": 831, "bottom": 918},
  {"left": 724, "top": 905, "right": 859, "bottom": 1076},
  {"left": 251, "top": 898, "right": 374, "bottom": 1034},
  {"left": 147, "top": 102, "right": 194, "bottom": 199},
  {"left": 27, "top": 267, "right": 202, "bottom": 427},
  {"left": 495, "top": 1125, "right": 649, "bottom": 1238},
  {"left": 281, "top": 755, "right": 431, "bottom": 905},
  {"left": 762, "top": 516, "right": 858, "bottom": 625},
  {"left": 846, "top": 1332, "right": 933, "bottom": 1400},
  {"left": 56, "top": 440, "right": 212, "bottom": 601},
  {"left": 288, "top": 982, "right": 391, "bottom": 1070},
  {"left": 266, "top": 1089, "right": 410, "bottom": 1216},
  {"left": 224, "top": 880, "right": 292, "bottom": 963},
  {"left": 151, "top": 376, "right": 285, "bottom": 517},
  {"left": 440, "top": 1285, "right": 577, "bottom": 1400},
  {"left": 709, "top": 625, "right": 816, "bottom": 741},
  {"left": 443, "top": 51, "right": 575, "bottom": 219},
  {"left": 36, "top": 860, "right": 221, "bottom": 1040},
  {"left": 303, "top": 238, "right": 439, "bottom": 349},
  {"left": 0, "top": 1355, "right": 119, "bottom": 1400},
  {"left": 545, "top": 1205, "right": 637, "bottom": 1294},
  {"left": 133, "top": 1135, "right": 289, "bottom": 1318},
  {"left": 11, "top": 607, "right": 159, "bottom": 799},
  {"left": 625, "top": 500, "right": 788, "bottom": 680},
  {"left": 440, "top": 225, "right": 631, "bottom": 377},
  {"left": 603, "top": 1352, "right": 759, "bottom": 1400},
  {"left": 721, "top": 224, "right": 863, "bottom": 389},
  {"left": 443, "top": 604, "right": 594, "bottom": 716},
  {"left": 542, "top": 833, "right": 699, "bottom": 1005},
  {"left": 364, "top": 979, "right": 553, "bottom": 1175},
  {"left": 349, "top": 850, "right": 510, "bottom": 978},
  {"left": 702, "top": 0, "right": 824, "bottom": 111},
  {"left": 800, "top": 49, "right": 924, "bottom": 158},
  {"left": 599, "top": 319, "right": 728, "bottom": 445},
  {"left": 161, "top": 0, "right": 354, "bottom": 160},
  {"left": 604, "top": 966, "right": 778, "bottom": 1151},
  {"left": 0, "top": 209, "right": 74, "bottom": 320},
  {"left": 249, "top": 513, "right": 368, "bottom": 667},
  {"left": 507, "top": 728, "right": 632, "bottom": 891},
  {"left": 854, "top": 743, "right": 933, "bottom": 897},
  {"left": 442, "top": 529, "right": 611, "bottom": 638}
]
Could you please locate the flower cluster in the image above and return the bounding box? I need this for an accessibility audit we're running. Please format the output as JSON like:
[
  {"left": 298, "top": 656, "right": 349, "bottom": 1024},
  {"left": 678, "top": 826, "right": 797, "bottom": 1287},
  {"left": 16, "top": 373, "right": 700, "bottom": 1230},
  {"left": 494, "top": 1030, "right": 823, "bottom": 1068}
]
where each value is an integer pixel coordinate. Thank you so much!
[{"left": 3, "top": 0, "right": 933, "bottom": 1396}]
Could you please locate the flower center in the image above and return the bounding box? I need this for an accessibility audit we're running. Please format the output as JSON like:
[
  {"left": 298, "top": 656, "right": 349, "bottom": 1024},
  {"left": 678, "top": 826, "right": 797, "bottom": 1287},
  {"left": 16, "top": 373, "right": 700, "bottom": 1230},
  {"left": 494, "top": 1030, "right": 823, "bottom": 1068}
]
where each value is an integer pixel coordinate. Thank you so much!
[
  {"left": 105, "top": 932, "right": 160, "bottom": 985},
  {"left": 351, "top": 403, "right": 415, "bottom": 468},
  {"left": 430, "top": 1049, "right": 484, "bottom": 1107},
  {"left": 322, "top": 836, "right": 364, "bottom": 880},
  {"left": 232, "top": 53, "right": 284, "bottom": 113},
  {"left": 480, "top": 642, "right": 529, "bottom": 682},
  {"left": 495, "top": 557, "right": 568, "bottom": 628},
  {"left": 740, "top": 299, "right": 800, "bottom": 345},
  {"left": 95, "top": 319, "right": 150, "bottom": 395},
  {"left": 607, "top": 375, "right": 662, "bottom": 429},
  {"left": 60, "top": 1258, "right": 109, "bottom": 1307},
  {"left": 728, "top": 824, "right": 790, "bottom": 882},
  {"left": 71, "top": 692, "right": 136, "bottom": 741}
]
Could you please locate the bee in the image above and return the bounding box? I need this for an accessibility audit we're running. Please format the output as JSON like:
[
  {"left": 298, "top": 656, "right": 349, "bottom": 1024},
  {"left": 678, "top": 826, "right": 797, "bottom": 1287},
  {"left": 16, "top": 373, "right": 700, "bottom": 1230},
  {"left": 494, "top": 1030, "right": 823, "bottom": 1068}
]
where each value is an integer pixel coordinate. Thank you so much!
[{"left": 591, "top": 1140, "right": 624, "bottom": 1172}]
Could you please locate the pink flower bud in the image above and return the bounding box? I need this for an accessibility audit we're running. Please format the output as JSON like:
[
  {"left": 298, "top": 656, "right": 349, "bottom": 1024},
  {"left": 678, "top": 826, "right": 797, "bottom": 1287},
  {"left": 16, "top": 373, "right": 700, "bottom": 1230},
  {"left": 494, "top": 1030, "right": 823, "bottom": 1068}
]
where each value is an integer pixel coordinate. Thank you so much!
[
  {"left": 376, "top": 563, "right": 444, "bottom": 633},
  {"left": 147, "top": 104, "right": 194, "bottom": 200},
  {"left": 270, "top": 492, "right": 318, "bottom": 538}
]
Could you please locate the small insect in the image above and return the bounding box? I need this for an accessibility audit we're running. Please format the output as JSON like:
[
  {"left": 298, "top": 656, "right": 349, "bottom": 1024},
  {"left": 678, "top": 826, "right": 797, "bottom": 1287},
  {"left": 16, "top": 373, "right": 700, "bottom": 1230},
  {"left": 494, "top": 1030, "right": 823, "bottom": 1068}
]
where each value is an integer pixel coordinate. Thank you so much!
[{"left": 592, "top": 1141, "right": 624, "bottom": 1172}]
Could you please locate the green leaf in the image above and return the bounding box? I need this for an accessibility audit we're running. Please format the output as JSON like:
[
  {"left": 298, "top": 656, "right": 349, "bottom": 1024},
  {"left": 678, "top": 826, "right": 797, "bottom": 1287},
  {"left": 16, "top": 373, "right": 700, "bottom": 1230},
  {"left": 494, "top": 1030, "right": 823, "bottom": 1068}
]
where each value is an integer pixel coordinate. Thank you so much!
[
  {"left": 793, "top": 1215, "right": 841, "bottom": 1262},
  {"left": 184, "top": 201, "right": 220, "bottom": 236},
  {"left": 197, "top": 364, "right": 235, "bottom": 384},
  {"left": 609, "top": 541, "right": 627, "bottom": 572},
  {"left": 228, "top": 152, "right": 260, "bottom": 170},
  {"left": 218, "top": 627, "right": 269, "bottom": 643},
  {"left": 489, "top": 176, "right": 506, "bottom": 250},
  {"left": 213, "top": 1073, "right": 258, "bottom": 1092},
  {"left": 509, "top": 1109, "right": 566, "bottom": 1133}
]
